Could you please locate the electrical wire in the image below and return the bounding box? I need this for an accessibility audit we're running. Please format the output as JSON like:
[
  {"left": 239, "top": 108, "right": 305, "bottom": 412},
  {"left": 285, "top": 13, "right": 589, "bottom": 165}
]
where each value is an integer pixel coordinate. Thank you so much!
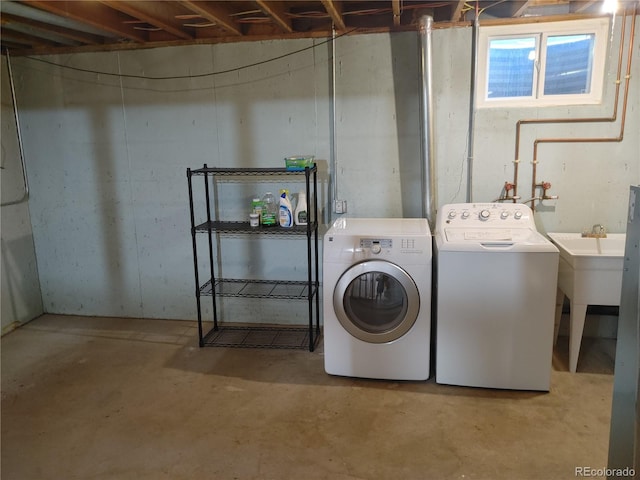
[
  {"left": 479, "top": 0, "right": 510, "bottom": 15},
  {"left": 22, "top": 27, "right": 358, "bottom": 81},
  {"left": 459, "top": 0, "right": 509, "bottom": 17}
]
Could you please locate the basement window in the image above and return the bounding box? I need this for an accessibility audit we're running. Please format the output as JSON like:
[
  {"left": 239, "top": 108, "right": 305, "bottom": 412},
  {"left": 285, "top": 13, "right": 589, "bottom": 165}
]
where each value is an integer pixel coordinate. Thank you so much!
[{"left": 477, "top": 18, "right": 610, "bottom": 108}]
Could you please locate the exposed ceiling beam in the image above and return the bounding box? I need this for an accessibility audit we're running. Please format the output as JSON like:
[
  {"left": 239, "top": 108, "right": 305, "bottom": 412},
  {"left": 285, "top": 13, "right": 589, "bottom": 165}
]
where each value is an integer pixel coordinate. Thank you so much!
[
  {"left": 569, "top": 0, "right": 599, "bottom": 13},
  {"left": 0, "top": 28, "right": 59, "bottom": 47},
  {"left": 529, "top": 0, "right": 570, "bottom": 6},
  {"left": 510, "top": 0, "right": 533, "bottom": 17},
  {"left": 180, "top": 1, "right": 243, "bottom": 36},
  {"left": 0, "top": 12, "right": 104, "bottom": 45},
  {"left": 99, "top": 1, "right": 193, "bottom": 40},
  {"left": 392, "top": 0, "right": 401, "bottom": 26},
  {"left": 450, "top": 0, "right": 467, "bottom": 21},
  {"left": 21, "top": 0, "right": 148, "bottom": 42},
  {"left": 2, "top": 40, "right": 32, "bottom": 50},
  {"left": 321, "top": 0, "right": 346, "bottom": 30},
  {"left": 255, "top": 1, "right": 293, "bottom": 33},
  {"left": 1, "top": 0, "right": 614, "bottom": 56}
]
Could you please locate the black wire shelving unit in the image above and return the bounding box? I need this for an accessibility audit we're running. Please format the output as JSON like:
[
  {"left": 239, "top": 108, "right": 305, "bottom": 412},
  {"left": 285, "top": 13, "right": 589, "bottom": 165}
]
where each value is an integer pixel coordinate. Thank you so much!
[{"left": 187, "top": 165, "right": 321, "bottom": 351}]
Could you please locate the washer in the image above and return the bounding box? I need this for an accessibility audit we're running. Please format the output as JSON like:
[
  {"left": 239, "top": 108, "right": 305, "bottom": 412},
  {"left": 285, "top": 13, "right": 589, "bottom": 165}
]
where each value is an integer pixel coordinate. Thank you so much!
[
  {"left": 434, "top": 203, "right": 559, "bottom": 391},
  {"left": 323, "top": 218, "right": 432, "bottom": 380}
]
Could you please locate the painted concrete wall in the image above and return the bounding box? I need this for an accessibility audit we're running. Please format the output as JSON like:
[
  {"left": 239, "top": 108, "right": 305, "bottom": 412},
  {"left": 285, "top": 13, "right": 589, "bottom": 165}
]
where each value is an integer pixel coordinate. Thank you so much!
[
  {"left": 1, "top": 56, "right": 43, "bottom": 333},
  {"left": 12, "top": 39, "right": 332, "bottom": 323},
  {"left": 472, "top": 16, "right": 640, "bottom": 234},
  {"left": 8, "top": 16, "right": 640, "bottom": 324}
]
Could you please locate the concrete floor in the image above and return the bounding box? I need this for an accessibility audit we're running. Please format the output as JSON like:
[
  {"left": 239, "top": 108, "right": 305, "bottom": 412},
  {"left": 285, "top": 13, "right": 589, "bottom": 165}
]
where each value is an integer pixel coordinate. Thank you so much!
[{"left": 2, "top": 314, "right": 616, "bottom": 480}]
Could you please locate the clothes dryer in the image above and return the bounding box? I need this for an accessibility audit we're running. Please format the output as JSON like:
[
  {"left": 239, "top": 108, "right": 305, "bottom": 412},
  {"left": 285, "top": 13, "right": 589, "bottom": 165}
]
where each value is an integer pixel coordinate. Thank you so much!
[{"left": 323, "top": 218, "right": 432, "bottom": 380}]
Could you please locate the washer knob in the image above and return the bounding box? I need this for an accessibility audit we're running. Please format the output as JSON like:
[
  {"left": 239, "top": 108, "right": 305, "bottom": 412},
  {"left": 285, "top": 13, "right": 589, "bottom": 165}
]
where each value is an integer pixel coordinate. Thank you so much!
[
  {"left": 371, "top": 244, "right": 382, "bottom": 254},
  {"left": 514, "top": 211, "right": 523, "bottom": 220},
  {"left": 448, "top": 210, "right": 457, "bottom": 219},
  {"left": 479, "top": 209, "right": 491, "bottom": 220},
  {"left": 461, "top": 211, "right": 470, "bottom": 219},
  {"left": 500, "top": 211, "right": 509, "bottom": 219}
]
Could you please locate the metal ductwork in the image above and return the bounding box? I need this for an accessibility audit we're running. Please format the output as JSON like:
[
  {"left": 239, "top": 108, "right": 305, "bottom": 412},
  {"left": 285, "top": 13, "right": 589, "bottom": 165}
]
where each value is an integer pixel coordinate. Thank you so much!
[{"left": 418, "top": 15, "right": 436, "bottom": 228}]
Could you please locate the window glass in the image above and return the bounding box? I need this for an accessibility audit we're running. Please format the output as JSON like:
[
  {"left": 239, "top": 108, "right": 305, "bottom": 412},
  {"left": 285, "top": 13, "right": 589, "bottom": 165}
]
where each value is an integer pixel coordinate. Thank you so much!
[
  {"left": 477, "top": 18, "right": 609, "bottom": 108},
  {"left": 543, "top": 34, "right": 595, "bottom": 95},
  {"left": 343, "top": 272, "right": 407, "bottom": 334},
  {"left": 487, "top": 37, "right": 536, "bottom": 98}
]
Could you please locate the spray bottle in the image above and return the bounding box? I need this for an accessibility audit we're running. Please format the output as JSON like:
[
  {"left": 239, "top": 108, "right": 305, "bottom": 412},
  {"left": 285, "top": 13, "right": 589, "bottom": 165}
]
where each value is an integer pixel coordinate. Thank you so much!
[{"left": 279, "top": 191, "right": 294, "bottom": 228}]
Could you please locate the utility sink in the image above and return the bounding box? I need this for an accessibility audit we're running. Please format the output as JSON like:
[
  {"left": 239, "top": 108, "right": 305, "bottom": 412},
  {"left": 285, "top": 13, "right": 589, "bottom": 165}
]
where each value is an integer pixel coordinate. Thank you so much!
[{"left": 547, "top": 232, "right": 625, "bottom": 372}]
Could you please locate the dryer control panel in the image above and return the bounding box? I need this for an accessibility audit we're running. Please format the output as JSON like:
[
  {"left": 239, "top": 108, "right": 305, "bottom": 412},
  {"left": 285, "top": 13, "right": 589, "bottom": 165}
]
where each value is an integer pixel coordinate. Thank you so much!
[
  {"left": 360, "top": 238, "right": 393, "bottom": 250},
  {"left": 360, "top": 238, "right": 391, "bottom": 255},
  {"left": 439, "top": 203, "right": 534, "bottom": 229}
]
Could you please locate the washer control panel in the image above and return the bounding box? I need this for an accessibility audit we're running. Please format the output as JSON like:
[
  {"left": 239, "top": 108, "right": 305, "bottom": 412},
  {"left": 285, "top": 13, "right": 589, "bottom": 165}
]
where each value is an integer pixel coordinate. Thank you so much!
[{"left": 439, "top": 203, "right": 534, "bottom": 229}]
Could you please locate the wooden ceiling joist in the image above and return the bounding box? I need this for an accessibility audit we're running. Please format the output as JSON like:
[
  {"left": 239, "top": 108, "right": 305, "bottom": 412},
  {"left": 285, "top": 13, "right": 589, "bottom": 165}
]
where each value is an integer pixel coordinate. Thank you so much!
[
  {"left": 450, "top": 0, "right": 467, "bottom": 21},
  {"left": 255, "top": 1, "right": 293, "bottom": 33},
  {"left": 0, "top": 0, "right": 616, "bottom": 56},
  {"left": 22, "top": 0, "right": 148, "bottom": 42},
  {"left": 1, "top": 12, "right": 104, "bottom": 45},
  {"left": 528, "top": 0, "right": 570, "bottom": 6},
  {"left": 570, "top": 0, "right": 599, "bottom": 13},
  {"left": 180, "top": 1, "right": 243, "bottom": 36},
  {"left": 2, "top": 40, "right": 32, "bottom": 50},
  {"left": 510, "top": 1, "right": 534, "bottom": 18},
  {"left": 0, "top": 27, "right": 59, "bottom": 47},
  {"left": 99, "top": 0, "right": 193, "bottom": 40},
  {"left": 321, "top": 0, "right": 346, "bottom": 30},
  {"left": 392, "top": 0, "right": 401, "bottom": 26}
]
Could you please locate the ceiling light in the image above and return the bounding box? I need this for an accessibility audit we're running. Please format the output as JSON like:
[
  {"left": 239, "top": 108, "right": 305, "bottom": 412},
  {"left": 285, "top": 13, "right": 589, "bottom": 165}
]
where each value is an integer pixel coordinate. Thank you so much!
[{"left": 602, "top": 0, "right": 618, "bottom": 14}]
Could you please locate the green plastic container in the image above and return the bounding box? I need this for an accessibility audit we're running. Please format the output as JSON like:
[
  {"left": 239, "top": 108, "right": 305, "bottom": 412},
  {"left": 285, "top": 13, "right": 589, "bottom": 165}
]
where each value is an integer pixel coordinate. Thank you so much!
[{"left": 284, "top": 155, "right": 314, "bottom": 171}]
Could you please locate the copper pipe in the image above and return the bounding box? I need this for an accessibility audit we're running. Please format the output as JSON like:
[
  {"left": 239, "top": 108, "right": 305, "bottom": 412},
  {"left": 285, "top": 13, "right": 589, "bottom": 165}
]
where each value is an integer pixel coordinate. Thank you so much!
[
  {"left": 530, "top": 5, "right": 636, "bottom": 207},
  {"left": 507, "top": 8, "right": 630, "bottom": 203}
]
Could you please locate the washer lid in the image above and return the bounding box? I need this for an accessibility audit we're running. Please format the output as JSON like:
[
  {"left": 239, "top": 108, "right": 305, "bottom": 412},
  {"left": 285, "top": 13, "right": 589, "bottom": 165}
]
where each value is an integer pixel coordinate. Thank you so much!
[
  {"left": 440, "top": 228, "right": 558, "bottom": 252},
  {"left": 445, "top": 228, "right": 534, "bottom": 242}
]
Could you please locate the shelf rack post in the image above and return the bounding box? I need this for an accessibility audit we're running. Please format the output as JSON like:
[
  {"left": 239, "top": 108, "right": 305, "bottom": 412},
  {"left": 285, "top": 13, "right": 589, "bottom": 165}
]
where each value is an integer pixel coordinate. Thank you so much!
[
  {"left": 187, "top": 168, "right": 204, "bottom": 346},
  {"left": 203, "top": 164, "right": 219, "bottom": 331},
  {"left": 313, "top": 167, "right": 320, "bottom": 340},
  {"left": 305, "top": 166, "right": 314, "bottom": 351},
  {"left": 187, "top": 165, "right": 321, "bottom": 351}
]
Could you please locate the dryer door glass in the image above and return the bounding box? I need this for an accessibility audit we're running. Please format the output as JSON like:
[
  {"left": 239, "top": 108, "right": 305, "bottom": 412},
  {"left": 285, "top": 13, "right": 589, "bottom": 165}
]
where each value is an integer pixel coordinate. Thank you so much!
[{"left": 334, "top": 260, "right": 420, "bottom": 344}]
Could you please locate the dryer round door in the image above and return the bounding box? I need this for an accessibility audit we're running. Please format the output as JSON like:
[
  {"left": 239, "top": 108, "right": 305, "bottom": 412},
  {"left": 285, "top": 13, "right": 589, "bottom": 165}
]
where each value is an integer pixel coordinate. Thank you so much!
[{"left": 333, "top": 260, "right": 420, "bottom": 344}]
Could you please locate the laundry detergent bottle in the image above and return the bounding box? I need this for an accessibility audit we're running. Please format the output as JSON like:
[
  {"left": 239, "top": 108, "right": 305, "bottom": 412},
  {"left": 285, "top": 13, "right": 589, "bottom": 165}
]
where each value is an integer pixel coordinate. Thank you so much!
[
  {"left": 294, "top": 191, "right": 308, "bottom": 226},
  {"left": 279, "top": 191, "right": 294, "bottom": 228}
]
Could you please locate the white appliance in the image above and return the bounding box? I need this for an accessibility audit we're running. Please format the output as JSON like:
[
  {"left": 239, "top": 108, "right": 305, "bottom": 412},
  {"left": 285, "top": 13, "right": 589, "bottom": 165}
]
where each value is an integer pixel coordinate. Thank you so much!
[
  {"left": 323, "top": 218, "right": 432, "bottom": 380},
  {"left": 434, "top": 203, "right": 559, "bottom": 391}
]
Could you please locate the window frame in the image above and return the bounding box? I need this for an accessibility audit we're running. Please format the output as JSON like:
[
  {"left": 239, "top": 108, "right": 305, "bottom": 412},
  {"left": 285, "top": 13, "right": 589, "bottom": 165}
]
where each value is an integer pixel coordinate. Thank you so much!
[{"left": 477, "top": 17, "right": 611, "bottom": 108}]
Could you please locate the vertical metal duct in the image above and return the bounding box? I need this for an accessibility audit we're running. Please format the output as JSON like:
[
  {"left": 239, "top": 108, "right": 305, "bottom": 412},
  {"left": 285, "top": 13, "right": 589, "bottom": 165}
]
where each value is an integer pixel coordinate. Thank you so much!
[
  {"left": 467, "top": 16, "right": 479, "bottom": 203},
  {"left": 418, "top": 16, "right": 436, "bottom": 228}
]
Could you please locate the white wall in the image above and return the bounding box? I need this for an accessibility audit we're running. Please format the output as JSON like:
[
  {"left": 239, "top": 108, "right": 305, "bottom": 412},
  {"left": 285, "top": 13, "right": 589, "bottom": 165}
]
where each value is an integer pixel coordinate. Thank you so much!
[
  {"left": 1, "top": 56, "right": 43, "bottom": 333},
  {"left": 8, "top": 15, "right": 640, "bottom": 323}
]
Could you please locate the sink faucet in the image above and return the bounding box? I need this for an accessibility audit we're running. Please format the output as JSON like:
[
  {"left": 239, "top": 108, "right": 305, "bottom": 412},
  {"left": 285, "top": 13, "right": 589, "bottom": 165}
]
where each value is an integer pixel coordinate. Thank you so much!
[{"left": 583, "top": 224, "right": 607, "bottom": 237}]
